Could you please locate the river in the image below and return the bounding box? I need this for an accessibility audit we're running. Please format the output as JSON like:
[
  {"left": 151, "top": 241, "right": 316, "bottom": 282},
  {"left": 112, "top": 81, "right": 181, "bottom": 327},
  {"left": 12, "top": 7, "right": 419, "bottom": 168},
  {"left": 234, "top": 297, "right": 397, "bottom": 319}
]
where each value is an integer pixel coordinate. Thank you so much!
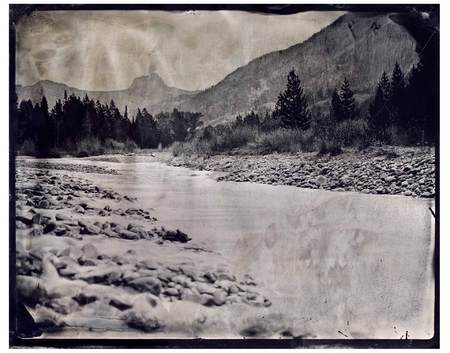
[{"left": 26, "top": 155, "right": 435, "bottom": 339}]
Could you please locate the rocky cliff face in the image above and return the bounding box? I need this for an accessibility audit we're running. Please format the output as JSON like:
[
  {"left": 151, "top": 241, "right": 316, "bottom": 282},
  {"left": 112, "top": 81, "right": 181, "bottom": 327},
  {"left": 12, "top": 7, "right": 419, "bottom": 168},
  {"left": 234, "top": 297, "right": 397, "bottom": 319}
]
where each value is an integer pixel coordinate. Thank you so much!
[
  {"left": 16, "top": 73, "right": 197, "bottom": 117},
  {"left": 150, "top": 12, "right": 420, "bottom": 124}
]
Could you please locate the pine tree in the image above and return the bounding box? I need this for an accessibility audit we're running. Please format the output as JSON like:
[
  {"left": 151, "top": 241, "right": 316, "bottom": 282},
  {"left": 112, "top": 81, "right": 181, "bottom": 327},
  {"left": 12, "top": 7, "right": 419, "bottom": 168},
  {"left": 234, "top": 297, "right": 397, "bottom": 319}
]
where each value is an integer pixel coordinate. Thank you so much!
[
  {"left": 369, "top": 71, "right": 392, "bottom": 142},
  {"left": 39, "top": 96, "right": 56, "bottom": 151},
  {"left": 274, "top": 69, "right": 311, "bottom": 130},
  {"left": 391, "top": 62, "right": 404, "bottom": 92},
  {"left": 390, "top": 62, "right": 406, "bottom": 128},
  {"left": 339, "top": 78, "right": 356, "bottom": 121},
  {"left": 379, "top": 71, "right": 391, "bottom": 100},
  {"left": 51, "top": 99, "right": 63, "bottom": 147},
  {"left": 331, "top": 88, "right": 343, "bottom": 122}
]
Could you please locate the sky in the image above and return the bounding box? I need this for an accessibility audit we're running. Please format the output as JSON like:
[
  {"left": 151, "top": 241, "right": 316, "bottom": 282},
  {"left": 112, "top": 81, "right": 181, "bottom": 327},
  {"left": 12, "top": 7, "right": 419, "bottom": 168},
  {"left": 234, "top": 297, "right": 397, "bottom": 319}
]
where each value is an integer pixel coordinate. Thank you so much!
[{"left": 15, "top": 10, "right": 344, "bottom": 92}]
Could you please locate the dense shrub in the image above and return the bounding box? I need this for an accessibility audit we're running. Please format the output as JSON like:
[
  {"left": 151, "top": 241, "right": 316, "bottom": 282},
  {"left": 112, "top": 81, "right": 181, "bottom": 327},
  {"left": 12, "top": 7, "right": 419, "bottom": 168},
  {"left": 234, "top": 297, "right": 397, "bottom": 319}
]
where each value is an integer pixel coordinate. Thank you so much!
[
  {"left": 214, "top": 126, "right": 257, "bottom": 151},
  {"left": 318, "top": 139, "right": 343, "bottom": 156},
  {"left": 17, "top": 139, "right": 36, "bottom": 156},
  {"left": 76, "top": 137, "right": 104, "bottom": 156},
  {"left": 335, "top": 119, "right": 370, "bottom": 147},
  {"left": 75, "top": 137, "right": 137, "bottom": 156},
  {"left": 256, "top": 129, "right": 315, "bottom": 154}
]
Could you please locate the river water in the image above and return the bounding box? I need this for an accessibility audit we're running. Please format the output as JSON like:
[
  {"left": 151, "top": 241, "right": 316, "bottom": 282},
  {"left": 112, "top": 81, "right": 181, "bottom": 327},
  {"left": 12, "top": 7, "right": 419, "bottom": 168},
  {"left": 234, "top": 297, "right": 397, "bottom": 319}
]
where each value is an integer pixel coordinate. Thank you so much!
[{"left": 31, "top": 155, "right": 435, "bottom": 339}]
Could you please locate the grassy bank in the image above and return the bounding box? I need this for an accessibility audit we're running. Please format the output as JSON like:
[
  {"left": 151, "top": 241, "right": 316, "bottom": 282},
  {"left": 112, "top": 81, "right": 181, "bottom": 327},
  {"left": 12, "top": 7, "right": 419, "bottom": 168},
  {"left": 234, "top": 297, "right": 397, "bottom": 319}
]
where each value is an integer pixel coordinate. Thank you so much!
[{"left": 170, "top": 118, "right": 375, "bottom": 157}]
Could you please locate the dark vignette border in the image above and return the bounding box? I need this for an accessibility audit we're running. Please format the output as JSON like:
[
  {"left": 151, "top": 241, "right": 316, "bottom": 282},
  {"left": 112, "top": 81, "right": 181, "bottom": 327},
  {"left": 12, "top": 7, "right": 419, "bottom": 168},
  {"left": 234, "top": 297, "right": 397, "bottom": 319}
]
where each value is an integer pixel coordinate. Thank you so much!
[{"left": 9, "top": 3, "right": 439, "bottom": 349}]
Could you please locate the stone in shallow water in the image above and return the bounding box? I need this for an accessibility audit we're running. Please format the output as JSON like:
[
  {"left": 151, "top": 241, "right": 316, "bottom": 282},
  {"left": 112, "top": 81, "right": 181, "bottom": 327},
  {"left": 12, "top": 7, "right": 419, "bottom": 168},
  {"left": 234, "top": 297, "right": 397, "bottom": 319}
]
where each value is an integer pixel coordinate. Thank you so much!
[
  {"left": 128, "top": 276, "right": 162, "bottom": 296},
  {"left": 73, "top": 205, "right": 85, "bottom": 214},
  {"left": 109, "top": 297, "right": 133, "bottom": 311},
  {"left": 78, "top": 256, "right": 97, "bottom": 266},
  {"left": 212, "top": 290, "right": 227, "bottom": 306},
  {"left": 203, "top": 271, "right": 217, "bottom": 283},
  {"left": 54, "top": 227, "right": 67, "bottom": 236},
  {"left": 81, "top": 243, "right": 98, "bottom": 259},
  {"left": 38, "top": 199, "right": 50, "bottom": 209},
  {"left": 122, "top": 293, "right": 167, "bottom": 332},
  {"left": 83, "top": 223, "right": 101, "bottom": 235},
  {"left": 30, "top": 224, "right": 43, "bottom": 237},
  {"left": 102, "top": 228, "right": 119, "bottom": 238},
  {"left": 16, "top": 275, "right": 47, "bottom": 305},
  {"left": 72, "top": 293, "right": 97, "bottom": 306},
  {"left": 195, "top": 282, "right": 215, "bottom": 295},
  {"left": 163, "top": 288, "right": 179, "bottom": 297},
  {"left": 49, "top": 297, "right": 77, "bottom": 315},
  {"left": 58, "top": 263, "right": 78, "bottom": 278},
  {"left": 119, "top": 229, "right": 140, "bottom": 240},
  {"left": 181, "top": 288, "right": 204, "bottom": 304},
  {"left": 43, "top": 222, "right": 57, "bottom": 234},
  {"left": 16, "top": 214, "right": 33, "bottom": 226},
  {"left": 55, "top": 213, "right": 70, "bottom": 221},
  {"left": 16, "top": 220, "right": 29, "bottom": 229},
  {"left": 161, "top": 229, "right": 191, "bottom": 243}
]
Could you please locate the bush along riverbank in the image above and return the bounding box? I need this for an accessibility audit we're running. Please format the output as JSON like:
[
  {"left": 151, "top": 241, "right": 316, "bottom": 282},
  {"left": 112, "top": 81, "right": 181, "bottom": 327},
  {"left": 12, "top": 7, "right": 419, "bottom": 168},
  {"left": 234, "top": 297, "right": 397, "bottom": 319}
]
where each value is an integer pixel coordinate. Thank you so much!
[{"left": 167, "top": 147, "right": 435, "bottom": 199}]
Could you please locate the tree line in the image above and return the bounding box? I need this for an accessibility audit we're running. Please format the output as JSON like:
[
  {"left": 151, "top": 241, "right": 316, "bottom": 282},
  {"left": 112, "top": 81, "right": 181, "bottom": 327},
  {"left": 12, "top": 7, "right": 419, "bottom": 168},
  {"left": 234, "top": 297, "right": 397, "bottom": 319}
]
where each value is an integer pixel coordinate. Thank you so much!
[
  {"left": 13, "top": 91, "right": 203, "bottom": 156},
  {"left": 14, "top": 38, "right": 437, "bottom": 157},
  {"left": 189, "top": 54, "right": 437, "bottom": 156}
]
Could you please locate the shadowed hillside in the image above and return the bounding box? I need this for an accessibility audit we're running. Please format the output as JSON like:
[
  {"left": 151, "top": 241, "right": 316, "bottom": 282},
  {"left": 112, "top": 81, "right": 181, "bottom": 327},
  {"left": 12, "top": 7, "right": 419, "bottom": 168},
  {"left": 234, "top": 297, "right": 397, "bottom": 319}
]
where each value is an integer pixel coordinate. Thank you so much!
[{"left": 149, "top": 12, "right": 420, "bottom": 124}]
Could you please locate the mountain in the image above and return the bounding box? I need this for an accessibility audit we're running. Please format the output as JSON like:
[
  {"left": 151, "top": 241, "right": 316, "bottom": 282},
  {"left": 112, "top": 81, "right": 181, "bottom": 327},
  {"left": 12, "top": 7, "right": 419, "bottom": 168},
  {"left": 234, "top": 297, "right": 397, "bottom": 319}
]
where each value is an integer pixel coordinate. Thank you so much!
[
  {"left": 17, "top": 11, "right": 426, "bottom": 125},
  {"left": 16, "top": 73, "right": 197, "bottom": 117},
  {"left": 148, "top": 11, "right": 421, "bottom": 124}
]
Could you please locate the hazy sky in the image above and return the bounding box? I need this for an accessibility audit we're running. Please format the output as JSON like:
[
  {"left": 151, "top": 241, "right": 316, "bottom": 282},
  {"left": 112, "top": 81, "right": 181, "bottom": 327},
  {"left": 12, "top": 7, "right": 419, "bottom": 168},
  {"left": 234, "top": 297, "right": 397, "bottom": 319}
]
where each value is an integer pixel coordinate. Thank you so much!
[{"left": 16, "top": 10, "right": 344, "bottom": 91}]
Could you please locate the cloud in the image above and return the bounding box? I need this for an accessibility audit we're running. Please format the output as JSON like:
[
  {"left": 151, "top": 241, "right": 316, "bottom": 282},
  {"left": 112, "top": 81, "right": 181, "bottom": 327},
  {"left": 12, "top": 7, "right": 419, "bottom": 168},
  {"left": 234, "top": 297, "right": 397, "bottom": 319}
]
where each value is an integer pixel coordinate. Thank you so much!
[{"left": 15, "top": 10, "right": 344, "bottom": 91}]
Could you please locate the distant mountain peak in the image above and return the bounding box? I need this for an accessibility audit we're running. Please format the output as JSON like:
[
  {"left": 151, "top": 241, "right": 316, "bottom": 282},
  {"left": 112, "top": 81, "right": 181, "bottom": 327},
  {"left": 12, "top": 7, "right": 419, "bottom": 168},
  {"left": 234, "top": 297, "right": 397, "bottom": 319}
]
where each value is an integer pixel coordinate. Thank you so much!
[{"left": 128, "top": 72, "right": 167, "bottom": 90}]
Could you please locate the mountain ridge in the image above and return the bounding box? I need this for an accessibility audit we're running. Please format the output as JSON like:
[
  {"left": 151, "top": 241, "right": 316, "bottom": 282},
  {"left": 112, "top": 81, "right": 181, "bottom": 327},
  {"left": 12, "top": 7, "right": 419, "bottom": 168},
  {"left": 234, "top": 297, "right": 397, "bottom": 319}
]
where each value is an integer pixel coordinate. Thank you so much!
[
  {"left": 17, "top": 11, "right": 422, "bottom": 124},
  {"left": 16, "top": 72, "right": 198, "bottom": 117}
]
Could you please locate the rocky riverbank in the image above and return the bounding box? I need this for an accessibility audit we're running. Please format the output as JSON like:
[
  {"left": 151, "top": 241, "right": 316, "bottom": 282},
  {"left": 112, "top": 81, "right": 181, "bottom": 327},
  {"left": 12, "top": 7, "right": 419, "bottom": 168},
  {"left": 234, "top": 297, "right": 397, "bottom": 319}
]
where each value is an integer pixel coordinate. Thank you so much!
[
  {"left": 15, "top": 160, "right": 277, "bottom": 338},
  {"left": 167, "top": 147, "right": 435, "bottom": 198}
]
